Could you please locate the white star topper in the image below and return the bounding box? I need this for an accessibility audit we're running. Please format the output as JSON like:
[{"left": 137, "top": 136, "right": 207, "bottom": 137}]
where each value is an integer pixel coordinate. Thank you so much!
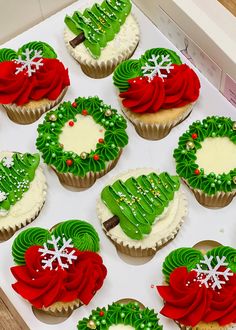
[
  {"left": 15, "top": 48, "right": 44, "bottom": 77},
  {"left": 141, "top": 54, "right": 174, "bottom": 81},
  {"left": 39, "top": 235, "right": 77, "bottom": 270}
]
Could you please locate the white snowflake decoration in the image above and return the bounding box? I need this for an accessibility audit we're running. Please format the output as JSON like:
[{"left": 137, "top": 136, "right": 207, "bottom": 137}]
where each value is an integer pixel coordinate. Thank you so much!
[
  {"left": 15, "top": 49, "right": 44, "bottom": 77},
  {"left": 194, "top": 255, "right": 233, "bottom": 290},
  {"left": 38, "top": 235, "right": 77, "bottom": 270},
  {"left": 0, "top": 191, "right": 7, "bottom": 202},
  {"left": 2, "top": 156, "right": 14, "bottom": 168},
  {"left": 141, "top": 54, "right": 174, "bottom": 81}
]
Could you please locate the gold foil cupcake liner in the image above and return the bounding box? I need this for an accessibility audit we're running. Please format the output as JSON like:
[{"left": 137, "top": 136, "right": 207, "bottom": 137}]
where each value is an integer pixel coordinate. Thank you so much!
[
  {"left": 39, "top": 299, "right": 82, "bottom": 317},
  {"left": 2, "top": 87, "right": 68, "bottom": 125},
  {"left": 121, "top": 104, "right": 193, "bottom": 140},
  {"left": 53, "top": 150, "right": 122, "bottom": 189},
  {"left": 183, "top": 179, "right": 236, "bottom": 208}
]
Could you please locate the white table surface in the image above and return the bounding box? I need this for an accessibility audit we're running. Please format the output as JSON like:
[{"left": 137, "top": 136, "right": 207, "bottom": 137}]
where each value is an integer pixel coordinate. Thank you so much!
[{"left": 0, "top": 1, "right": 236, "bottom": 329}]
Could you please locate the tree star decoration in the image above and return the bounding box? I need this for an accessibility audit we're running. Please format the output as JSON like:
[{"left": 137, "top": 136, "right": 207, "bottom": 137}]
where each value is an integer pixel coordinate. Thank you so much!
[
  {"left": 194, "top": 255, "right": 233, "bottom": 290},
  {"left": 38, "top": 235, "right": 77, "bottom": 270},
  {"left": 15, "top": 48, "right": 44, "bottom": 77},
  {"left": 141, "top": 54, "right": 174, "bottom": 81},
  {"left": 0, "top": 191, "right": 7, "bottom": 202},
  {"left": 2, "top": 156, "right": 14, "bottom": 168}
]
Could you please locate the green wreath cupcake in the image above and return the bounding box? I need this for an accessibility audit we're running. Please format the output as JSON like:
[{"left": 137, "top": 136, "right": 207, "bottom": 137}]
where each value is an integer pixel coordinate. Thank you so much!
[
  {"left": 36, "top": 96, "right": 128, "bottom": 188},
  {"left": 77, "top": 300, "right": 163, "bottom": 329},
  {"left": 174, "top": 116, "right": 236, "bottom": 207}
]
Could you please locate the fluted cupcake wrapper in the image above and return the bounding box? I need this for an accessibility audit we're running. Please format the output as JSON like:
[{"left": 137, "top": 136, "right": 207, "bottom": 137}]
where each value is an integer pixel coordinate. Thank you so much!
[
  {"left": 52, "top": 150, "right": 122, "bottom": 189},
  {"left": 2, "top": 87, "right": 68, "bottom": 125},
  {"left": 183, "top": 179, "right": 236, "bottom": 208},
  {"left": 40, "top": 299, "right": 82, "bottom": 317}
]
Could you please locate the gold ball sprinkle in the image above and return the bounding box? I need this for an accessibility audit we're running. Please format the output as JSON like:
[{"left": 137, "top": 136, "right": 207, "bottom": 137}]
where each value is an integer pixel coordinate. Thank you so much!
[
  {"left": 233, "top": 122, "right": 236, "bottom": 130},
  {"left": 105, "top": 109, "right": 112, "bottom": 117},
  {"left": 49, "top": 114, "right": 57, "bottom": 122},
  {"left": 87, "top": 320, "right": 96, "bottom": 329},
  {"left": 80, "top": 152, "right": 87, "bottom": 159},
  {"left": 186, "top": 141, "right": 195, "bottom": 150}
]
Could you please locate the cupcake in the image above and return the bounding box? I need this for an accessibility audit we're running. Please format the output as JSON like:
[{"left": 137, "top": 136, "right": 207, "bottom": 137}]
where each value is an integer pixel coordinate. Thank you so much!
[
  {"left": 113, "top": 48, "right": 200, "bottom": 140},
  {"left": 157, "top": 244, "right": 236, "bottom": 329},
  {"left": 97, "top": 168, "right": 187, "bottom": 257},
  {"left": 174, "top": 116, "right": 236, "bottom": 208},
  {"left": 11, "top": 219, "right": 107, "bottom": 316},
  {"left": 64, "top": 0, "right": 140, "bottom": 78},
  {"left": 0, "top": 151, "right": 47, "bottom": 241},
  {"left": 77, "top": 299, "right": 163, "bottom": 329},
  {"left": 0, "top": 41, "right": 70, "bottom": 124},
  {"left": 36, "top": 96, "right": 128, "bottom": 188}
]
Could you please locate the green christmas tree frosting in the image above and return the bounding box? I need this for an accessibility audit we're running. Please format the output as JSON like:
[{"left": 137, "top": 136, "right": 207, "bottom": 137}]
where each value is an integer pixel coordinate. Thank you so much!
[
  {"left": 64, "top": 0, "right": 132, "bottom": 58},
  {"left": 101, "top": 172, "right": 180, "bottom": 240},
  {"left": 0, "top": 153, "right": 40, "bottom": 214},
  {"left": 77, "top": 301, "right": 163, "bottom": 329}
]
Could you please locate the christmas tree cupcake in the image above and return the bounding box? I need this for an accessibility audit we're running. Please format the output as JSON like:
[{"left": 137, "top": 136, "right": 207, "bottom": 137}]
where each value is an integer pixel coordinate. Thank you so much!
[
  {"left": 11, "top": 219, "right": 107, "bottom": 316},
  {"left": 174, "top": 116, "right": 236, "bottom": 207},
  {"left": 0, "top": 151, "right": 47, "bottom": 241},
  {"left": 36, "top": 96, "right": 128, "bottom": 188},
  {"left": 97, "top": 168, "right": 187, "bottom": 257},
  {"left": 64, "top": 0, "right": 140, "bottom": 78},
  {"left": 157, "top": 245, "right": 236, "bottom": 329},
  {"left": 113, "top": 48, "right": 200, "bottom": 140},
  {"left": 0, "top": 41, "right": 70, "bottom": 124},
  {"left": 77, "top": 299, "right": 163, "bottom": 329}
]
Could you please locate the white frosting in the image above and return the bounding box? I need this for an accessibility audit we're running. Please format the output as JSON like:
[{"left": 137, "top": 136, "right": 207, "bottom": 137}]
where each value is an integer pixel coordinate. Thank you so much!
[
  {"left": 97, "top": 169, "right": 187, "bottom": 250},
  {"left": 59, "top": 114, "right": 105, "bottom": 154},
  {"left": 109, "top": 326, "right": 135, "bottom": 330},
  {"left": 64, "top": 14, "right": 140, "bottom": 64},
  {"left": 196, "top": 137, "right": 236, "bottom": 175},
  {"left": 0, "top": 152, "right": 47, "bottom": 230}
]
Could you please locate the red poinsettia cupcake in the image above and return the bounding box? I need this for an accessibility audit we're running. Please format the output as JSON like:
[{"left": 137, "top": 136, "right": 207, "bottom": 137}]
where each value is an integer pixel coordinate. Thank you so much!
[
  {"left": 113, "top": 48, "right": 200, "bottom": 140},
  {"left": 11, "top": 220, "right": 107, "bottom": 316},
  {"left": 157, "top": 245, "right": 236, "bottom": 329},
  {"left": 0, "top": 41, "right": 70, "bottom": 124}
]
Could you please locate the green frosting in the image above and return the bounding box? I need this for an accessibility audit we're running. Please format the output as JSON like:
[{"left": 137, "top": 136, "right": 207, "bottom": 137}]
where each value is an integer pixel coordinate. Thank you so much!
[
  {"left": 162, "top": 246, "right": 236, "bottom": 283},
  {"left": 64, "top": 0, "right": 132, "bottom": 59},
  {"left": 36, "top": 96, "right": 128, "bottom": 176},
  {"left": 0, "top": 48, "right": 17, "bottom": 62},
  {"left": 174, "top": 116, "right": 236, "bottom": 195},
  {"left": 12, "top": 219, "right": 100, "bottom": 265},
  {"left": 113, "top": 48, "right": 182, "bottom": 92},
  {"left": 77, "top": 302, "right": 163, "bottom": 329},
  {"left": 101, "top": 172, "right": 180, "bottom": 240},
  {"left": 0, "top": 153, "right": 40, "bottom": 213},
  {"left": 17, "top": 41, "right": 57, "bottom": 59}
]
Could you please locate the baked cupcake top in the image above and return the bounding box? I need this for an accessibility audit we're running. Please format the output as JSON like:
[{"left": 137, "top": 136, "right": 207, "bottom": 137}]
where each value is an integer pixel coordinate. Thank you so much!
[
  {"left": 64, "top": 0, "right": 132, "bottom": 59},
  {"left": 113, "top": 48, "right": 200, "bottom": 113},
  {"left": 36, "top": 96, "right": 128, "bottom": 176},
  {"left": 0, "top": 41, "right": 70, "bottom": 106},
  {"left": 157, "top": 246, "right": 236, "bottom": 327},
  {"left": 11, "top": 219, "right": 107, "bottom": 309},
  {"left": 77, "top": 301, "right": 163, "bottom": 329},
  {"left": 174, "top": 116, "right": 236, "bottom": 195}
]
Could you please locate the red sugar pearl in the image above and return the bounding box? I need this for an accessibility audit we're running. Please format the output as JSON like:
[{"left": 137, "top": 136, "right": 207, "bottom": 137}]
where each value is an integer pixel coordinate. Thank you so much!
[
  {"left": 194, "top": 169, "right": 200, "bottom": 175},
  {"left": 98, "top": 138, "right": 104, "bottom": 143},
  {"left": 99, "top": 311, "right": 104, "bottom": 317},
  {"left": 192, "top": 133, "right": 198, "bottom": 139},
  {"left": 93, "top": 154, "right": 99, "bottom": 161},
  {"left": 69, "top": 121, "right": 74, "bottom": 127},
  {"left": 82, "top": 109, "right": 88, "bottom": 116},
  {"left": 66, "top": 159, "right": 73, "bottom": 166},
  {"left": 72, "top": 102, "right": 77, "bottom": 108}
]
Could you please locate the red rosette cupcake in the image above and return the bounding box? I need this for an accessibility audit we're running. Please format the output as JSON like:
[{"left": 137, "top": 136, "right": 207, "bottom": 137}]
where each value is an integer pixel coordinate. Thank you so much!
[
  {"left": 113, "top": 48, "right": 200, "bottom": 140},
  {"left": 0, "top": 41, "right": 70, "bottom": 124}
]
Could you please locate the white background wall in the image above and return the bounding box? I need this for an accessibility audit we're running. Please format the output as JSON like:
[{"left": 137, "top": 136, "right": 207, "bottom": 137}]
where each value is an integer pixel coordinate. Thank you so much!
[{"left": 0, "top": 0, "right": 76, "bottom": 44}]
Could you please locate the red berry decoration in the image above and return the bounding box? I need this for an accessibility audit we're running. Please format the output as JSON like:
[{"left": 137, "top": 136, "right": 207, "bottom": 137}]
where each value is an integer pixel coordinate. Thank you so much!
[
  {"left": 82, "top": 109, "right": 88, "bottom": 116},
  {"left": 99, "top": 311, "right": 104, "bottom": 317},
  {"left": 66, "top": 159, "right": 73, "bottom": 166},
  {"left": 93, "top": 154, "right": 99, "bottom": 161},
  {"left": 194, "top": 169, "right": 200, "bottom": 175},
  {"left": 191, "top": 133, "right": 198, "bottom": 139},
  {"left": 69, "top": 121, "right": 74, "bottom": 127},
  {"left": 72, "top": 102, "right": 77, "bottom": 108},
  {"left": 98, "top": 138, "right": 104, "bottom": 143}
]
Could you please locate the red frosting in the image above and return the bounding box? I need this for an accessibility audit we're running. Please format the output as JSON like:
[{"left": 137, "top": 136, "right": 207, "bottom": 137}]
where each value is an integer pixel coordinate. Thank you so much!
[
  {"left": 0, "top": 58, "right": 70, "bottom": 106},
  {"left": 157, "top": 266, "right": 236, "bottom": 327},
  {"left": 119, "top": 64, "right": 200, "bottom": 113},
  {"left": 11, "top": 246, "right": 107, "bottom": 309}
]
